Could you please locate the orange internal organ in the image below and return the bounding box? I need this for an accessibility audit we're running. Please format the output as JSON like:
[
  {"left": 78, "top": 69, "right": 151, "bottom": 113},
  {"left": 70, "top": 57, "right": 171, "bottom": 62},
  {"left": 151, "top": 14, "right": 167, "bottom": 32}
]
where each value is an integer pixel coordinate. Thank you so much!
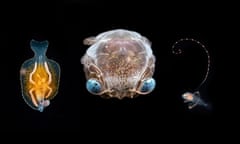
[{"left": 27, "top": 62, "right": 55, "bottom": 107}]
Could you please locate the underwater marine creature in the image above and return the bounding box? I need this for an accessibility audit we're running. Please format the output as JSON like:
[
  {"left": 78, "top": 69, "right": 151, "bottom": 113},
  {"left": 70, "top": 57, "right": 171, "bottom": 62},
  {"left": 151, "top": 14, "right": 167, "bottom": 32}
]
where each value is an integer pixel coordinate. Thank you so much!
[
  {"left": 20, "top": 40, "right": 60, "bottom": 112},
  {"left": 81, "top": 29, "right": 156, "bottom": 99},
  {"left": 182, "top": 91, "right": 209, "bottom": 109},
  {"left": 172, "top": 38, "right": 211, "bottom": 110}
]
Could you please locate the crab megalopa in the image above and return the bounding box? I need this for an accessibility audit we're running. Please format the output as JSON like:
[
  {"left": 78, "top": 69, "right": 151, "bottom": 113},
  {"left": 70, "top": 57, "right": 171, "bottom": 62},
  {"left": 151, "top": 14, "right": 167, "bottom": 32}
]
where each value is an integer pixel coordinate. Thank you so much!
[{"left": 81, "top": 29, "right": 156, "bottom": 99}]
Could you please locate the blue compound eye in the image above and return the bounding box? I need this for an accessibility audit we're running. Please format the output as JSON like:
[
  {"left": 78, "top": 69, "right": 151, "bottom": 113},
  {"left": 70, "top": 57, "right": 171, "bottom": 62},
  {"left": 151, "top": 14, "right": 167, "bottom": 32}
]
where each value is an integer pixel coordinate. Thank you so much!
[
  {"left": 140, "top": 78, "right": 156, "bottom": 93},
  {"left": 86, "top": 79, "right": 102, "bottom": 94}
]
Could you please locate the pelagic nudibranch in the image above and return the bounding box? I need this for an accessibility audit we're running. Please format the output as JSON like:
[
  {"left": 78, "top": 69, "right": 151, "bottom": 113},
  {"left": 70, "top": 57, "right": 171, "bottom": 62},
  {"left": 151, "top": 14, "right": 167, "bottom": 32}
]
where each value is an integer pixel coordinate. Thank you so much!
[
  {"left": 20, "top": 40, "right": 60, "bottom": 112},
  {"left": 81, "top": 29, "right": 156, "bottom": 99}
]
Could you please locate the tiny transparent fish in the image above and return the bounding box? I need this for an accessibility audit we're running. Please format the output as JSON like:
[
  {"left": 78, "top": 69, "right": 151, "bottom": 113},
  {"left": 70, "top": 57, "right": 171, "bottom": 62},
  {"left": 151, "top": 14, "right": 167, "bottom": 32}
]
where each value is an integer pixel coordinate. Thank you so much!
[{"left": 182, "top": 91, "right": 209, "bottom": 109}]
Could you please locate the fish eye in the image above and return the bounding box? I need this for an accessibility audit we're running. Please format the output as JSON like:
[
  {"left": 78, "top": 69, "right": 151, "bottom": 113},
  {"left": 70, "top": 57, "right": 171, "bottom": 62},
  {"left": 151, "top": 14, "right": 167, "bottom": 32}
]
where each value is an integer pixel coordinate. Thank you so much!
[
  {"left": 86, "top": 79, "right": 102, "bottom": 94},
  {"left": 140, "top": 78, "right": 156, "bottom": 93}
]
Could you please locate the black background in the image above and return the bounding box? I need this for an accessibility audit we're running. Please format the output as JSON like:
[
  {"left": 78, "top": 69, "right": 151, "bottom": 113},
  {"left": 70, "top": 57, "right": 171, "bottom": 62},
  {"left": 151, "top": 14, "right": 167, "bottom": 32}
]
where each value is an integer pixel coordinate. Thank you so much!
[{"left": 2, "top": 0, "right": 232, "bottom": 131}]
